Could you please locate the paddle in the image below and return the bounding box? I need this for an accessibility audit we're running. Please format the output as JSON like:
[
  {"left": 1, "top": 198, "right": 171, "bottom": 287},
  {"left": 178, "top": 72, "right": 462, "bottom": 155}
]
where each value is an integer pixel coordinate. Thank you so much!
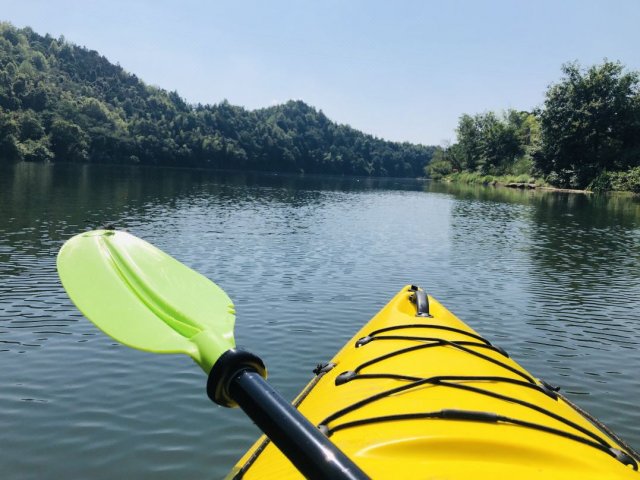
[{"left": 57, "top": 229, "right": 368, "bottom": 480}]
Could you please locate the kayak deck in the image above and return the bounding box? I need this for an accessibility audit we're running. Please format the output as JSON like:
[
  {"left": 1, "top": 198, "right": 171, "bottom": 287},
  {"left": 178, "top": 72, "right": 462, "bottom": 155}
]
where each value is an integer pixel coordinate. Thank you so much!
[{"left": 228, "top": 285, "right": 639, "bottom": 479}]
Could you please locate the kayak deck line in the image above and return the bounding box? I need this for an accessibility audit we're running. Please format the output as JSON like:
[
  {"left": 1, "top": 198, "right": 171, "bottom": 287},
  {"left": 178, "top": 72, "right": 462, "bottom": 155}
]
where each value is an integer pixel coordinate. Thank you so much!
[
  {"left": 356, "top": 323, "right": 496, "bottom": 347},
  {"left": 315, "top": 287, "right": 637, "bottom": 469},
  {"left": 336, "top": 373, "right": 558, "bottom": 398},
  {"left": 321, "top": 409, "right": 637, "bottom": 468},
  {"left": 559, "top": 392, "right": 640, "bottom": 466},
  {"left": 230, "top": 285, "right": 640, "bottom": 479},
  {"left": 320, "top": 378, "right": 634, "bottom": 467},
  {"left": 348, "top": 336, "right": 535, "bottom": 383}
]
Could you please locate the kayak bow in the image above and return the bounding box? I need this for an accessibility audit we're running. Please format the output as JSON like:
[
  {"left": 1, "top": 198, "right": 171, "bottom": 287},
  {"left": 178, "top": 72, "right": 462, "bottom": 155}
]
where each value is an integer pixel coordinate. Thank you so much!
[{"left": 229, "top": 286, "right": 639, "bottom": 479}]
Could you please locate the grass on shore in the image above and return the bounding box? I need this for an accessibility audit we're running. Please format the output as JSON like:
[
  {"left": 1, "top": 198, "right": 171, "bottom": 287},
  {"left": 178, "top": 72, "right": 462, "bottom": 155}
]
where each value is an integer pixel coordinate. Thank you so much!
[
  {"left": 444, "top": 172, "right": 547, "bottom": 187},
  {"left": 443, "top": 167, "right": 640, "bottom": 194}
]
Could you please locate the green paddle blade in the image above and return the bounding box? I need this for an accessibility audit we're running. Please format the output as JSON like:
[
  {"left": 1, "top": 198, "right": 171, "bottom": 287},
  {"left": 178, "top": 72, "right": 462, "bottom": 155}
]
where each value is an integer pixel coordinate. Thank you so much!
[{"left": 57, "top": 230, "right": 236, "bottom": 373}]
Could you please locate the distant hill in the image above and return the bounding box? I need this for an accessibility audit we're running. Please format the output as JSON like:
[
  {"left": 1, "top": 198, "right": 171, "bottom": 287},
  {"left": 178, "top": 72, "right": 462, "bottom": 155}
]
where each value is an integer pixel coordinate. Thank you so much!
[{"left": 0, "top": 23, "right": 434, "bottom": 176}]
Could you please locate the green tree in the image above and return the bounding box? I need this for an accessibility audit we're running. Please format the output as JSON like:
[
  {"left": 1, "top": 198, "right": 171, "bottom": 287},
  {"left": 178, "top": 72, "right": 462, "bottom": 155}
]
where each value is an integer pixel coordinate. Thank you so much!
[
  {"left": 17, "top": 109, "right": 44, "bottom": 139},
  {"left": 20, "top": 138, "right": 54, "bottom": 162},
  {"left": 537, "top": 61, "right": 640, "bottom": 188},
  {"left": 49, "top": 118, "right": 89, "bottom": 162},
  {"left": 0, "top": 112, "right": 22, "bottom": 162},
  {"left": 425, "top": 146, "right": 453, "bottom": 179},
  {"left": 454, "top": 112, "right": 524, "bottom": 175},
  {"left": 476, "top": 112, "right": 522, "bottom": 174},
  {"left": 456, "top": 114, "right": 482, "bottom": 171}
]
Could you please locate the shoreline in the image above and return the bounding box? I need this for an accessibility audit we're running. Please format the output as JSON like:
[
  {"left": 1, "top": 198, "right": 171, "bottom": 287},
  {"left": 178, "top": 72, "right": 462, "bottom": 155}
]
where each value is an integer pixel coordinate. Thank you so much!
[
  {"left": 439, "top": 172, "right": 638, "bottom": 196},
  {"left": 438, "top": 176, "right": 633, "bottom": 195},
  {"left": 439, "top": 176, "right": 592, "bottom": 194},
  {"left": 445, "top": 178, "right": 637, "bottom": 196},
  {"left": 503, "top": 182, "right": 591, "bottom": 194}
]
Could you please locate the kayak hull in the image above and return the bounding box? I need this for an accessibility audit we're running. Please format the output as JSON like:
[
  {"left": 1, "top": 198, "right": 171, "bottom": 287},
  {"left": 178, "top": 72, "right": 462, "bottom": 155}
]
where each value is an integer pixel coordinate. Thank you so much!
[{"left": 228, "top": 286, "right": 638, "bottom": 479}]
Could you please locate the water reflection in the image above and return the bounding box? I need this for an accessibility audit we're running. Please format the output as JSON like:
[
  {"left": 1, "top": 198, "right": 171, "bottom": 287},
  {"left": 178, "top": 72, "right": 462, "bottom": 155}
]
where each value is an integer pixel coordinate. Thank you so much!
[
  {"left": 440, "top": 180, "right": 640, "bottom": 431},
  {"left": 524, "top": 191, "right": 640, "bottom": 420}
]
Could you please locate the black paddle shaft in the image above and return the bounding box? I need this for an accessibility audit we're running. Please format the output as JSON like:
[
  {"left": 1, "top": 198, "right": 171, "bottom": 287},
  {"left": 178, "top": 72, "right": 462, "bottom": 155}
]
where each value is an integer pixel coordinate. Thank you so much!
[{"left": 207, "top": 349, "right": 369, "bottom": 480}]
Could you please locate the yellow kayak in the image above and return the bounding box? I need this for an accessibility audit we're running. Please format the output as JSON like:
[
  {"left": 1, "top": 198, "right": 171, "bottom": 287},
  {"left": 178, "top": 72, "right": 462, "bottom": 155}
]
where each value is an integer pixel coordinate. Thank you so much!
[{"left": 227, "top": 285, "right": 638, "bottom": 479}]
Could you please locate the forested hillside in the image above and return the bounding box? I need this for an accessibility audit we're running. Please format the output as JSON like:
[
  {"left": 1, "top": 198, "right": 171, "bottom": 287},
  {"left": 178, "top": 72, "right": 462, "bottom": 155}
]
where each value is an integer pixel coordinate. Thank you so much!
[{"left": 0, "top": 23, "right": 434, "bottom": 176}]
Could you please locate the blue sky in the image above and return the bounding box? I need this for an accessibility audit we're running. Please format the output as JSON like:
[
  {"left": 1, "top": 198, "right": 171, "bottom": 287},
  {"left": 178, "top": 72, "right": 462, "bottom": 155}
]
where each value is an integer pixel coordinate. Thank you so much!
[{"left": 3, "top": 0, "right": 640, "bottom": 145}]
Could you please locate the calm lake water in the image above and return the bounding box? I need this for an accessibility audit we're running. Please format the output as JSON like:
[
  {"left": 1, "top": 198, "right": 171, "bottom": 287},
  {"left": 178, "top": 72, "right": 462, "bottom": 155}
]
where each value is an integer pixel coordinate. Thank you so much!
[{"left": 1, "top": 162, "right": 639, "bottom": 479}]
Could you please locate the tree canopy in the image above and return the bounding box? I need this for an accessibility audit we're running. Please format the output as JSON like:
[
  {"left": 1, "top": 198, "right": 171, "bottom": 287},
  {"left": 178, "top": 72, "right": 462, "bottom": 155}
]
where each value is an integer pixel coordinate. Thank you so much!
[
  {"left": 536, "top": 61, "right": 640, "bottom": 188},
  {"left": 427, "top": 110, "right": 539, "bottom": 181},
  {"left": 427, "top": 61, "right": 640, "bottom": 191},
  {"left": 0, "top": 23, "right": 434, "bottom": 177}
]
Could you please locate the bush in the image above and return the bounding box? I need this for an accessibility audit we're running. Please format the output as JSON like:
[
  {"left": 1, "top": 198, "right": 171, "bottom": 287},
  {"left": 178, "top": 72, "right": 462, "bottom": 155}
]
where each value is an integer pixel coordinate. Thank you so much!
[
  {"left": 625, "top": 167, "right": 640, "bottom": 193},
  {"left": 588, "top": 167, "right": 640, "bottom": 194},
  {"left": 425, "top": 159, "right": 452, "bottom": 180},
  {"left": 613, "top": 167, "right": 640, "bottom": 193},
  {"left": 588, "top": 172, "right": 614, "bottom": 193}
]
